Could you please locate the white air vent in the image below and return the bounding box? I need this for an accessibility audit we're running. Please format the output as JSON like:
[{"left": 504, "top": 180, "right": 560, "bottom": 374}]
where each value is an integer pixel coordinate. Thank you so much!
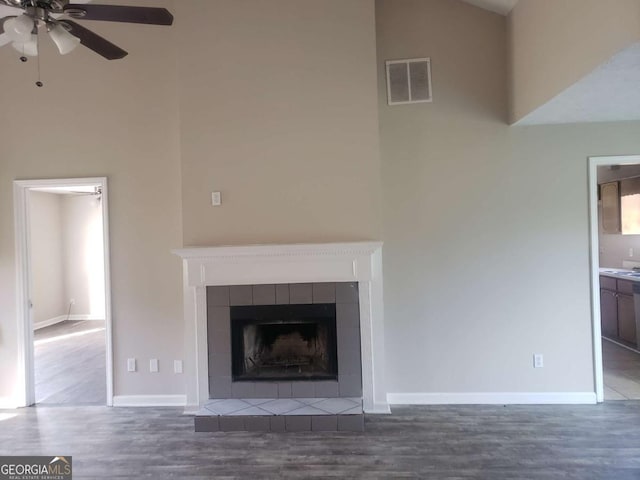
[{"left": 385, "top": 57, "right": 432, "bottom": 105}]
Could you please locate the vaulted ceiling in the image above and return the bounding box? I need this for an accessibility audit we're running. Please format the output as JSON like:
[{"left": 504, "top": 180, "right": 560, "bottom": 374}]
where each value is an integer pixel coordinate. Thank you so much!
[
  {"left": 461, "top": 0, "right": 519, "bottom": 15},
  {"left": 1, "top": 0, "right": 522, "bottom": 22}
]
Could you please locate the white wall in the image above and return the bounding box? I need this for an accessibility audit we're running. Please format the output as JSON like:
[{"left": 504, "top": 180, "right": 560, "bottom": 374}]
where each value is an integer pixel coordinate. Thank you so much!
[
  {"left": 61, "top": 194, "right": 105, "bottom": 320},
  {"left": 29, "top": 192, "right": 66, "bottom": 326},
  {"left": 377, "top": 0, "right": 640, "bottom": 398}
]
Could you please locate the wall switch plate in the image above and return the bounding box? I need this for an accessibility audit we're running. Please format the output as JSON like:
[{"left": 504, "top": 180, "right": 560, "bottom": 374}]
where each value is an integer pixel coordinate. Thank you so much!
[
  {"left": 211, "top": 192, "right": 221, "bottom": 206},
  {"left": 533, "top": 354, "right": 544, "bottom": 368},
  {"left": 150, "top": 358, "right": 159, "bottom": 373},
  {"left": 127, "top": 358, "right": 136, "bottom": 372},
  {"left": 630, "top": 248, "right": 634, "bottom": 257},
  {"left": 174, "top": 360, "right": 183, "bottom": 374}
]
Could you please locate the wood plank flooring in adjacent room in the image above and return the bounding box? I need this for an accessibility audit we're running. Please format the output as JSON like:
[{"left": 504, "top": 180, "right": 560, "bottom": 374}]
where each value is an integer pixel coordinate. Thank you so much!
[
  {"left": 603, "top": 339, "right": 640, "bottom": 400},
  {"left": 34, "top": 320, "right": 106, "bottom": 405},
  {"left": 2, "top": 403, "right": 640, "bottom": 479}
]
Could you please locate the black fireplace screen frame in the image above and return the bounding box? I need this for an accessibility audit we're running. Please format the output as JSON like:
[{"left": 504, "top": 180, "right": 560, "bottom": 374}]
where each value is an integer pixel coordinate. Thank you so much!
[{"left": 230, "top": 303, "right": 338, "bottom": 382}]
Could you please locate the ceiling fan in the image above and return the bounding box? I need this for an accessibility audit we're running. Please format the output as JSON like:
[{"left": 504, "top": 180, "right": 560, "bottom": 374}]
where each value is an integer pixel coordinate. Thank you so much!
[{"left": 0, "top": 0, "right": 173, "bottom": 61}]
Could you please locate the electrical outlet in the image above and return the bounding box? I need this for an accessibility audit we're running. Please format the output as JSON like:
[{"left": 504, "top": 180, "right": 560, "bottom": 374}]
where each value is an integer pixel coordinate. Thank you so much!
[
  {"left": 174, "top": 360, "right": 183, "bottom": 374},
  {"left": 69, "top": 298, "right": 75, "bottom": 305},
  {"left": 127, "top": 358, "right": 136, "bottom": 372},
  {"left": 533, "top": 354, "right": 544, "bottom": 368},
  {"left": 211, "top": 192, "right": 221, "bottom": 206},
  {"left": 150, "top": 359, "right": 159, "bottom": 373}
]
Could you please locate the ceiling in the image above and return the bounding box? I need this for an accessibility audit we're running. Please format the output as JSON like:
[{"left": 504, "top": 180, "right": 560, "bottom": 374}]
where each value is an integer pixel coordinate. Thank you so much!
[
  {"left": 461, "top": 0, "right": 519, "bottom": 15},
  {"left": 0, "top": 0, "right": 522, "bottom": 20},
  {"left": 0, "top": 0, "right": 92, "bottom": 19},
  {"left": 516, "top": 42, "right": 640, "bottom": 125}
]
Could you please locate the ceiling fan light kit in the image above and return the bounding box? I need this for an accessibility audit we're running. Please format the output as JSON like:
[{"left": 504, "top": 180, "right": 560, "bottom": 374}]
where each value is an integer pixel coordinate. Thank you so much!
[
  {"left": 12, "top": 31, "right": 37, "bottom": 55},
  {"left": 48, "top": 21, "right": 78, "bottom": 54},
  {"left": 4, "top": 14, "right": 33, "bottom": 42},
  {"left": 0, "top": 0, "right": 174, "bottom": 84}
]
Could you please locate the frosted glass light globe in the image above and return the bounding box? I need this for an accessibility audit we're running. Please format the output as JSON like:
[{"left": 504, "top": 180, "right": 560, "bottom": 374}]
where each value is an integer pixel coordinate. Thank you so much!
[{"left": 5, "top": 15, "right": 34, "bottom": 43}]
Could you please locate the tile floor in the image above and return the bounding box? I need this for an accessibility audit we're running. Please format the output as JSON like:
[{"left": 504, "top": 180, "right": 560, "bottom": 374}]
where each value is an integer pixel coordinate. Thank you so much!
[
  {"left": 198, "top": 397, "right": 362, "bottom": 416},
  {"left": 603, "top": 338, "right": 640, "bottom": 400}
]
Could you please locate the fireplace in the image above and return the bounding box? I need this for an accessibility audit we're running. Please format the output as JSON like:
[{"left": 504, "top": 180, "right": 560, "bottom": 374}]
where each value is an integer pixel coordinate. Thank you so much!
[
  {"left": 173, "top": 242, "right": 389, "bottom": 414},
  {"left": 231, "top": 304, "right": 338, "bottom": 381}
]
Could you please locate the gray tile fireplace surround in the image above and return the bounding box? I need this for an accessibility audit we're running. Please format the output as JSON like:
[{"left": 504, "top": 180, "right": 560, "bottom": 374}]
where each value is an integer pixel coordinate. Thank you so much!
[{"left": 198, "top": 282, "right": 364, "bottom": 432}]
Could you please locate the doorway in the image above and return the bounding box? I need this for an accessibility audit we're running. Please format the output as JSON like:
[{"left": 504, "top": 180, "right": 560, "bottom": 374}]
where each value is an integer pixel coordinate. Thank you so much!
[
  {"left": 14, "top": 178, "right": 113, "bottom": 407},
  {"left": 589, "top": 156, "right": 640, "bottom": 403}
]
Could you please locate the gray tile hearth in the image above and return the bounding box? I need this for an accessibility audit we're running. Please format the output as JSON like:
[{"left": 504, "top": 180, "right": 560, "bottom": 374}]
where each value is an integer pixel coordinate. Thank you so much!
[
  {"left": 198, "top": 397, "right": 362, "bottom": 415},
  {"left": 195, "top": 397, "right": 364, "bottom": 432}
]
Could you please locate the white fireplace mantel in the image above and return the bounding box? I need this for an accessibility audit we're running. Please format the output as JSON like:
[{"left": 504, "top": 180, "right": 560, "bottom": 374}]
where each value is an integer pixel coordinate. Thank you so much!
[{"left": 173, "top": 242, "right": 390, "bottom": 414}]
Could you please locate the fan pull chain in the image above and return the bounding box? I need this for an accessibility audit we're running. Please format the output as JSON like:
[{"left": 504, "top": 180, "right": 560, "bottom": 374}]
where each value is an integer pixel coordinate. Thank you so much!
[{"left": 35, "top": 29, "right": 43, "bottom": 87}]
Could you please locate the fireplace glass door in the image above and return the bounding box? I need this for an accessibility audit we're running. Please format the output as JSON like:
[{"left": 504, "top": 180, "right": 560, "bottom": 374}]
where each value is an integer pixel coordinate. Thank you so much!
[{"left": 231, "top": 304, "right": 338, "bottom": 381}]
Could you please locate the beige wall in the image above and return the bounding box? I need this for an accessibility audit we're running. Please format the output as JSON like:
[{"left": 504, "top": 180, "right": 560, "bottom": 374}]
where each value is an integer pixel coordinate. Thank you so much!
[
  {"left": 508, "top": 0, "right": 640, "bottom": 123},
  {"left": 0, "top": 0, "right": 381, "bottom": 405},
  {"left": 0, "top": 0, "right": 183, "bottom": 404},
  {"left": 5, "top": 0, "right": 640, "bottom": 406},
  {"left": 599, "top": 232, "right": 640, "bottom": 269},
  {"left": 175, "top": 0, "right": 381, "bottom": 246},
  {"left": 29, "top": 192, "right": 66, "bottom": 326},
  {"left": 377, "top": 0, "right": 640, "bottom": 395}
]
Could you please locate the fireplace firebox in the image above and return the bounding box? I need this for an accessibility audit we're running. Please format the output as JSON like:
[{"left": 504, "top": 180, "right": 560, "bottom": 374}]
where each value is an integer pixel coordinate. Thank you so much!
[{"left": 231, "top": 304, "right": 338, "bottom": 382}]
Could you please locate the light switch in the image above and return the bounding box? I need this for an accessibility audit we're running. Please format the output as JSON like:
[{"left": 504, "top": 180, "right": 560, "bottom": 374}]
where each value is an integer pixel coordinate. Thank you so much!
[
  {"left": 150, "top": 358, "right": 159, "bottom": 373},
  {"left": 127, "top": 358, "right": 136, "bottom": 372},
  {"left": 533, "top": 354, "right": 544, "bottom": 368},
  {"left": 211, "top": 192, "right": 221, "bottom": 206}
]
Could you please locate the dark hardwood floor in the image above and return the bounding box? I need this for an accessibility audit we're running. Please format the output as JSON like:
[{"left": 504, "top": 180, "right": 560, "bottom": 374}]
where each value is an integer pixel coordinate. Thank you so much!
[
  {"left": 1, "top": 402, "right": 640, "bottom": 479},
  {"left": 34, "top": 320, "right": 106, "bottom": 405}
]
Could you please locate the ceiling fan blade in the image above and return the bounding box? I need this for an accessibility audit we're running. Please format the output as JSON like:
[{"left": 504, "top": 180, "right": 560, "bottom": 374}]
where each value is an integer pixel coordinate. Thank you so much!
[
  {"left": 58, "top": 20, "right": 128, "bottom": 60},
  {"left": 63, "top": 4, "right": 173, "bottom": 25}
]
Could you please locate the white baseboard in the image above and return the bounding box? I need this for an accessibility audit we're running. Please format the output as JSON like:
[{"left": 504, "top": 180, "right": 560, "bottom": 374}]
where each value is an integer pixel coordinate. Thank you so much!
[
  {"left": 68, "top": 314, "right": 105, "bottom": 321},
  {"left": 112, "top": 395, "right": 187, "bottom": 407},
  {"left": 33, "top": 315, "right": 67, "bottom": 330},
  {"left": 183, "top": 405, "right": 201, "bottom": 415},
  {"left": 365, "top": 401, "right": 391, "bottom": 414},
  {"left": 387, "top": 392, "right": 597, "bottom": 405},
  {"left": 33, "top": 314, "right": 105, "bottom": 330},
  {"left": 0, "top": 397, "right": 19, "bottom": 409}
]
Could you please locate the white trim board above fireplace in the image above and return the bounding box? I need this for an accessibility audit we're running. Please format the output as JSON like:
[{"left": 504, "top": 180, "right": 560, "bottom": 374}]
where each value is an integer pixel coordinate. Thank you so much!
[{"left": 173, "top": 242, "right": 389, "bottom": 414}]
